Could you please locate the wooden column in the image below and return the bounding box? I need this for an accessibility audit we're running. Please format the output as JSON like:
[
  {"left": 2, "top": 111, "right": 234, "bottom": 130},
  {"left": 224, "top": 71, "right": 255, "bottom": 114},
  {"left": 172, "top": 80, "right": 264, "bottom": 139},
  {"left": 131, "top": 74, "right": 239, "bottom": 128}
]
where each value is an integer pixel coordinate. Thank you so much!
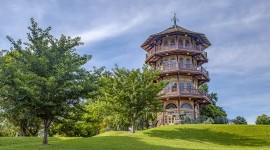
[
  {"left": 162, "top": 102, "right": 165, "bottom": 126},
  {"left": 193, "top": 102, "right": 196, "bottom": 120},
  {"left": 176, "top": 35, "right": 178, "bottom": 49}
]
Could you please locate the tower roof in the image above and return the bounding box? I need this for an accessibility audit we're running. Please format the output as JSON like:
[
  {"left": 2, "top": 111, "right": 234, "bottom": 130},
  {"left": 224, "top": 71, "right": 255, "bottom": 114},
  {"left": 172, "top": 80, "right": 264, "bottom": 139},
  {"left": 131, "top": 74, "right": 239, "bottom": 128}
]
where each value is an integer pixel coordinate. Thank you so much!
[{"left": 141, "top": 24, "right": 211, "bottom": 50}]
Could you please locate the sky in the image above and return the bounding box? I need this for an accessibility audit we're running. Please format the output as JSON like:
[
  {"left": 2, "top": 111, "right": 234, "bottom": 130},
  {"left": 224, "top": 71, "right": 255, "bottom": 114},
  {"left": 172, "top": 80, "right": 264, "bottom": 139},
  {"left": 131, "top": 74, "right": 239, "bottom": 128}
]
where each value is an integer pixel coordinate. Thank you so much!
[{"left": 1, "top": 0, "right": 270, "bottom": 124}]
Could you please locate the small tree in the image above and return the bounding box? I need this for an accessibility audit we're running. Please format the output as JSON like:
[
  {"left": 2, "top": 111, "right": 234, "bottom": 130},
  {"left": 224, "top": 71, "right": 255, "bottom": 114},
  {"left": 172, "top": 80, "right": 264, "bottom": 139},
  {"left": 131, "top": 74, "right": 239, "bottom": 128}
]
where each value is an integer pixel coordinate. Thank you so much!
[
  {"left": 100, "top": 65, "right": 166, "bottom": 133},
  {"left": 255, "top": 114, "right": 270, "bottom": 125},
  {"left": 232, "top": 116, "right": 247, "bottom": 125}
]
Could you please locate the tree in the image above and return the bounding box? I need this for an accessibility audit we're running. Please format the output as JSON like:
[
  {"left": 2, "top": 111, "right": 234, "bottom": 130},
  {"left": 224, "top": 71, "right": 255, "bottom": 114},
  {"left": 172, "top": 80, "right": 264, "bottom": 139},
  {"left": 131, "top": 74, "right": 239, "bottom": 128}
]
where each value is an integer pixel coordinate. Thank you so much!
[
  {"left": 255, "top": 114, "right": 270, "bottom": 125},
  {"left": 232, "top": 116, "right": 247, "bottom": 125},
  {"left": 100, "top": 65, "right": 166, "bottom": 133},
  {"left": 0, "top": 19, "right": 93, "bottom": 144},
  {"left": 199, "top": 84, "right": 227, "bottom": 120},
  {"left": 51, "top": 67, "right": 110, "bottom": 137}
]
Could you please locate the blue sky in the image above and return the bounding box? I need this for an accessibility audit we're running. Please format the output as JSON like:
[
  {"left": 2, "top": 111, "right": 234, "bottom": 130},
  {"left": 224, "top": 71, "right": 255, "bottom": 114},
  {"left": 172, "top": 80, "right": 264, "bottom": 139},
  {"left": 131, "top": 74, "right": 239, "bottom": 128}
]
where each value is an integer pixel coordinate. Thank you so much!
[{"left": 1, "top": 0, "right": 270, "bottom": 124}]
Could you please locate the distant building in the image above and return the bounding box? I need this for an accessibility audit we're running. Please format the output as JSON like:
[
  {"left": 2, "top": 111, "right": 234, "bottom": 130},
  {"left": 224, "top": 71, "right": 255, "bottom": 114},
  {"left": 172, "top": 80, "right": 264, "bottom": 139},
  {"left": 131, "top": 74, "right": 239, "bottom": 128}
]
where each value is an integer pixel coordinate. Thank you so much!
[{"left": 141, "top": 13, "right": 212, "bottom": 125}]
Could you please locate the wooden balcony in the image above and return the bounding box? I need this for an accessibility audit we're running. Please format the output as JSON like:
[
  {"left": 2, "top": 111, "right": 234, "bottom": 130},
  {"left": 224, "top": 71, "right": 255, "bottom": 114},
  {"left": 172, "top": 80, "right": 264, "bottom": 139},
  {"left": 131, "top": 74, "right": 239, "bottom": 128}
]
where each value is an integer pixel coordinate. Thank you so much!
[
  {"left": 159, "top": 88, "right": 211, "bottom": 104},
  {"left": 157, "top": 63, "right": 209, "bottom": 81},
  {"left": 145, "top": 44, "right": 208, "bottom": 64}
]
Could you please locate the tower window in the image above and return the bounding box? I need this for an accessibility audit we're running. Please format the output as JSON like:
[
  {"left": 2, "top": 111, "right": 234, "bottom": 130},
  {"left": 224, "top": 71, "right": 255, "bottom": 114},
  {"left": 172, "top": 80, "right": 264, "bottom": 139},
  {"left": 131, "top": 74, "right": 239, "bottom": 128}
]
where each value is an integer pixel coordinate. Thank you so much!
[
  {"left": 163, "top": 59, "right": 169, "bottom": 70},
  {"left": 163, "top": 40, "right": 169, "bottom": 50},
  {"left": 185, "top": 40, "right": 190, "bottom": 48},
  {"left": 171, "top": 82, "right": 177, "bottom": 92},
  {"left": 178, "top": 39, "right": 183, "bottom": 48},
  {"left": 170, "top": 58, "right": 176, "bottom": 69},
  {"left": 179, "top": 81, "right": 185, "bottom": 92},
  {"left": 186, "top": 58, "right": 191, "bottom": 69},
  {"left": 181, "top": 103, "right": 192, "bottom": 109},
  {"left": 179, "top": 57, "right": 183, "bottom": 68},
  {"left": 170, "top": 39, "right": 176, "bottom": 49},
  {"left": 165, "top": 103, "right": 177, "bottom": 109}
]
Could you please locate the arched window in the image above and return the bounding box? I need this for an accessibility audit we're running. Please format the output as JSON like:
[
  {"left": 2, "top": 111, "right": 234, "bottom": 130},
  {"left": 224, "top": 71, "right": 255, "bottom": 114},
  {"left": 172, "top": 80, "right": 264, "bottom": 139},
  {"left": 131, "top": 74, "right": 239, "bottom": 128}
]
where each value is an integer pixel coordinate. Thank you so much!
[
  {"left": 179, "top": 57, "right": 183, "bottom": 69},
  {"left": 178, "top": 39, "right": 183, "bottom": 48},
  {"left": 163, "top": 40, "right": 169, "bottom": 50},
  {"left": 170, "top": 39, "right": 176, "bottom": 49},
  {"left": 185, "top": 40, "right": 190, "bottom": 48},
  {"left": 179, "top": 81, "right": 185, "bottom": 93},
  {"left": 170, "top": 58, "right": 176, "bottom": 69},
  {"left": 186, "top": 58, "right": 190, "bottom": 69},
  {"left": 187, "top": 82, "right": 192, "bottom": 93},
  {"left": 171, "top": 82, "right": 177, "bottom": 92},
  {"left": 181, "top": 103, "right": 192, "bottom": 109},
  {"left": 165, "top": 103, "right": 177, "bottom": 109},
  {"left": 163, "top": 59, "right": 169, "bottom": 70}
]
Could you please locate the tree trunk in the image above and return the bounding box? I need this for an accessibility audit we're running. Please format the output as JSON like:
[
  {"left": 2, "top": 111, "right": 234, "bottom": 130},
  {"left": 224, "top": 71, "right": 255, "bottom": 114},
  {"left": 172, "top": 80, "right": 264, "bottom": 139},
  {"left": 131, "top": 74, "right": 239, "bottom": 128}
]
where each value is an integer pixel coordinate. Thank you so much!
[
  {"left": 19, "top": 120, "right": 27, "bottom": 136},
  {"left": 131, "top": 118, "right": 135, "bottom": 133},
  {"left": 43, "top": 119, "right": 51, "bottom": 145}
]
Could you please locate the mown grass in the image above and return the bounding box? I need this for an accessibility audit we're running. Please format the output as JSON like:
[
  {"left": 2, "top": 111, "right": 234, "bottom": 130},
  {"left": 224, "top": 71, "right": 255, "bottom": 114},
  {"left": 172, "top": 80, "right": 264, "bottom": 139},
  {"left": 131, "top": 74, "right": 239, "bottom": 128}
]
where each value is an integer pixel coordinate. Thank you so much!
[{"left": 0, "top": 125, "right": 269, "bottom": 150}]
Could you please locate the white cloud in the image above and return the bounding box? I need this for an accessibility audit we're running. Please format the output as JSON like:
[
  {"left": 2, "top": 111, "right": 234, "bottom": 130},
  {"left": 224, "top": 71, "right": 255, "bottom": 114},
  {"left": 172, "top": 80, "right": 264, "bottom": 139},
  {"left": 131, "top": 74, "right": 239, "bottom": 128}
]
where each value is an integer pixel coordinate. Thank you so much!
[
  {"left": 207, "top": 43, "right": 270, "bottom": 75},
  {"left": 74, "top": 11, "right": 151, "bottom": 45}
]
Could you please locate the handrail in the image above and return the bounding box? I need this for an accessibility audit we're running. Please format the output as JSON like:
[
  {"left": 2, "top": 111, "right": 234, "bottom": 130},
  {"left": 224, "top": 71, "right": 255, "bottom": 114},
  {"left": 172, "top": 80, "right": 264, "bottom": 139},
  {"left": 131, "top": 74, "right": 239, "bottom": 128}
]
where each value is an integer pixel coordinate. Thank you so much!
[
  {"left": 146, "top": 44, "right": 206, "bottom": 60},
  {"left": 158, "top": 63, "right": 209, "bottom": 77},
  {"left": 160, "top": 88, "right": 211, "bottom": 100},
  {"left": 155, "top": 44, "right": 204, "bottom": 52}
]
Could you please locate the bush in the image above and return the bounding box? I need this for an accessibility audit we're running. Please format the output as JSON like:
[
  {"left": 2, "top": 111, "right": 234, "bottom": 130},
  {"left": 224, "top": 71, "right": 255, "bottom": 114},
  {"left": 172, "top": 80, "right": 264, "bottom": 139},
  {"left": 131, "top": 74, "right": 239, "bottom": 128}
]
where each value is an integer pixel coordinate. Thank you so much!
[
  {"left": 203, "top": 118, "right": 214, "bottom": 124},
  {"left": 0, "top": 119, "right": 18, "bottom": 137},
  {"left": 255, "top": 114, "right": 270, "bottom": 125},
  {"left": 213, "top": 116, "right": 228, "bottom": 124},
  {"left": 232, "top": 116, "right": 247, "bottom": 125}
]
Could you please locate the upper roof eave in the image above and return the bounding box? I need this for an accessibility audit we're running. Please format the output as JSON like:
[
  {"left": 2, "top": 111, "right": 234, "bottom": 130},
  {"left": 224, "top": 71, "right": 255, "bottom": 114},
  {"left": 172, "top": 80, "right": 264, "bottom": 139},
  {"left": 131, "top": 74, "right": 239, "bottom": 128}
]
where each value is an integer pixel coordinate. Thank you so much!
[{"left": 141, "top": 25, "right": 211, "bottom": 50}]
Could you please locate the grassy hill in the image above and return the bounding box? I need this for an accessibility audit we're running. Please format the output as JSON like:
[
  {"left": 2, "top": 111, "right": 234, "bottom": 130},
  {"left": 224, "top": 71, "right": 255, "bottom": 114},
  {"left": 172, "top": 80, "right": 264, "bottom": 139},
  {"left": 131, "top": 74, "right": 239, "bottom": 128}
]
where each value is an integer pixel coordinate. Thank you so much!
[{"left": 0, "top": 125, "right": 269, "bottom": 150}]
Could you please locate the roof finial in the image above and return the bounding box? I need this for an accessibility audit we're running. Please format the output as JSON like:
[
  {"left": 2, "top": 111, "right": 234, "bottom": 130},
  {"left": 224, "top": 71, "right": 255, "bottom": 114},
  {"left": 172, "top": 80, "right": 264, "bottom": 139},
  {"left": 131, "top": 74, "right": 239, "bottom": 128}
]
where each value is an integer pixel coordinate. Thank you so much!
[{"left": 171, "top": 12, "right": 179, "bottom": 27}]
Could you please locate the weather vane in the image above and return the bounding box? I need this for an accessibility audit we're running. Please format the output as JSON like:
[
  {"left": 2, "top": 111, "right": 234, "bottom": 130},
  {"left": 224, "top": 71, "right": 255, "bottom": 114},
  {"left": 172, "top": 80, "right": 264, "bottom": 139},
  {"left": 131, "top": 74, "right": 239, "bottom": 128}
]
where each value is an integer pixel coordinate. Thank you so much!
[{"left": 171, "top": 12, "right": 179, "bottom": 26}]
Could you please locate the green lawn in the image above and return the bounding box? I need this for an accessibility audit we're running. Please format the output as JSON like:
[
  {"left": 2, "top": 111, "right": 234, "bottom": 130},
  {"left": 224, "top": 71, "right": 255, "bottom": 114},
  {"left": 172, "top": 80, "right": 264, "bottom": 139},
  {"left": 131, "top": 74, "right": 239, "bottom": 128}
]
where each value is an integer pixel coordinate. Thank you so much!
[{"left": 1, "top": 125, "right": 270, "bottom": 150}]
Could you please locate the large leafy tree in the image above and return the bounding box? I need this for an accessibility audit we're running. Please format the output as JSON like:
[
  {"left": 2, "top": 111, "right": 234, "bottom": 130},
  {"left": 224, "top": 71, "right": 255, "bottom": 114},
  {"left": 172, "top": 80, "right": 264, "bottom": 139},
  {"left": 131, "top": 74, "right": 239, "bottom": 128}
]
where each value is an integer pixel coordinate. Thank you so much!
[
  {"left": 255, "top": 114, "right": 270, "bottom": 125},
  {"left": 100, "top": 65, "right": 166, "bottom": 133},
  {"left": 0, "top": 19, "right": 93, "bottom": 144}
]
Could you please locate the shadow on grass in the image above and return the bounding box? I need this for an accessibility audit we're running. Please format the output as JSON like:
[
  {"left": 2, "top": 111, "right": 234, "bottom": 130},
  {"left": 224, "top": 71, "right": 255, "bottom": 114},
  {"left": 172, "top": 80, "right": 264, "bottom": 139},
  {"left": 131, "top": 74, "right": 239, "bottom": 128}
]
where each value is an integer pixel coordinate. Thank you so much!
[
  {"left": 143, "top": 127, "right": 270, "bottom": 147},
  {"left": 51, "top": 136, "right": 199, "bottom": 150}
]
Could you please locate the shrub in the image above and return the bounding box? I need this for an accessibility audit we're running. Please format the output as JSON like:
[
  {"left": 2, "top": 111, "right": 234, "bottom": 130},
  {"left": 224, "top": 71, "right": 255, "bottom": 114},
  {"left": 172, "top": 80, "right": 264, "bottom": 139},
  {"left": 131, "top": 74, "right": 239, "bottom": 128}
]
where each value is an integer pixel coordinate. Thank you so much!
[
  {"left": 232, "top": 116, "right": 247, "bottom": 125},
  {"left": 255, "top": 114, "right": 270, "bottom": 125}
]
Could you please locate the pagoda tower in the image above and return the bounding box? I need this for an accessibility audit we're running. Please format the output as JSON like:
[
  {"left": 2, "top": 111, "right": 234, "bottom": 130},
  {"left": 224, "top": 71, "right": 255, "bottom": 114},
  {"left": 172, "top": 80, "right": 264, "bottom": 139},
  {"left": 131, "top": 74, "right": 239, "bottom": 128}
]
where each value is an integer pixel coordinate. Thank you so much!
[{"left": 141, "top": 13, "right": 212, "bottom": 125}]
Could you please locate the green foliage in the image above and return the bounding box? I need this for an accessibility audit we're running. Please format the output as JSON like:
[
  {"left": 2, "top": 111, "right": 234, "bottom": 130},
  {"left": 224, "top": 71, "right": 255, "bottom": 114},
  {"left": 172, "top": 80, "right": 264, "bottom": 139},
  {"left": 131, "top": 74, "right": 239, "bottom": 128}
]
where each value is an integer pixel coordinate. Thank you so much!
[
  {"left": 50, "top": 67, "right": 108, "bottom": 137},
  {"left": 200, "top": 104, "right": 227, "bottom": 118},
  {"left": 213, "top": 116, "right": 228, "bottom": 124},
  {"left": 232, "top": 116, "right": 247, "bottom": 125},
  {"left": 256, "top": 114, "right": 270, "bottom": 125},
  {"left": 0, "top": 117, "right": 18, "bottom": 137},
  {"left": 51, "top": 101, "right": 107, "bottom": 137},
  {"left": 198, "top": 84, "right": 228, "bottom": 124},
  {"left": 198, "top": 83, "right": 208, "bottom": 93},
  {"left": 0, "top": 18, "right": 93, "bottom": 144},
  {"left": 0, "top": 125, "right": 270, "bottom": 149},
  {"left": 100, "top": 65, "right": 166, "bottom": 132},
  {"left": 202, "top": 117, "right": 214, "bottom": 124}
]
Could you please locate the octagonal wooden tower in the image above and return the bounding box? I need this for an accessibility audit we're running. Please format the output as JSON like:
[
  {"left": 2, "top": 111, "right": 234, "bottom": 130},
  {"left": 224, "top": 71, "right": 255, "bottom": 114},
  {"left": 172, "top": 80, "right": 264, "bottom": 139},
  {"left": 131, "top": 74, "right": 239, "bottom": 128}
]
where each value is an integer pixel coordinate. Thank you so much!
[{"left": 141, "top": 14, "right": 212, "bottom": 125}]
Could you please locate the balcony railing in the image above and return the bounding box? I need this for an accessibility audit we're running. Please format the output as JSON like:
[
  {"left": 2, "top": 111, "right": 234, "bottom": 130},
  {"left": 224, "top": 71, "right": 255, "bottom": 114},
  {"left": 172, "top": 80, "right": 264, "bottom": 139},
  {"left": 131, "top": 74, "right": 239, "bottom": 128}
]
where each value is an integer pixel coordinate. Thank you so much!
[
  {"left": 158, "top": 63, "right": 209, "bottom": 77},
  {"left": 156, "top": 44, "right": 204, "bottom": 52},
  {"left": 146, "top": 44, "right": 207, "bottom": 60},
  {"left": 160, "top": 88, "right": 210, "bottom": 100}
]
